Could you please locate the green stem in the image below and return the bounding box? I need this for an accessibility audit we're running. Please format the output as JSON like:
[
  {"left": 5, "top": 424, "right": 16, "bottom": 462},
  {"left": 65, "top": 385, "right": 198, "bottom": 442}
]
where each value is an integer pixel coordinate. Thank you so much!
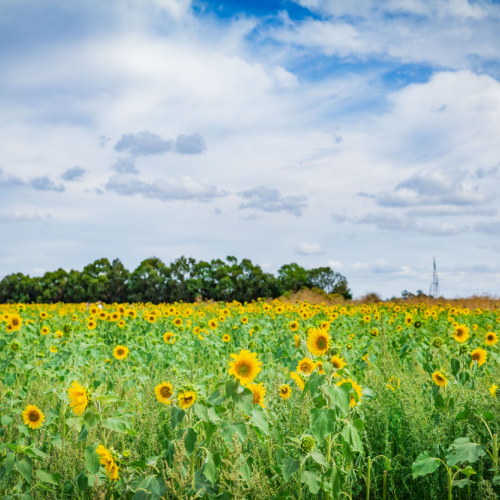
[
  {"left": 448, "top": 466, "right": 452, "bottom": 500},
  {"left": 366, "top": 456, "right": 371, "bottom": 500},
  {"left": 492, "top": 434, "right": 498, "bottom": 469},
  {"left": 383, "top": 470, "right": 387, "bottom": 500},
  {"left": 297, "top": 464, "right": 303, "bottom": 500}
]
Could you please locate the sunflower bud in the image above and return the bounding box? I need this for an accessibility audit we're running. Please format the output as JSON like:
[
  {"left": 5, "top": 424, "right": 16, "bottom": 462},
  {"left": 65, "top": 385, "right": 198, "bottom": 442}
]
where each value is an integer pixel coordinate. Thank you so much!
[
  {"left": 10, "top": 341, "right": 20, "bottom": 351},
  {"left": 432, "top": 337, "right": 443, "bottom": 348},
  {"left": 63, "top": 324, "right": 72, "bottom": 334},
  {"left": 300, "top": 435, "right": 316, "bottom": 454},
  {"left": 459, "top": 345, "right": 468, "bottom": 355}
]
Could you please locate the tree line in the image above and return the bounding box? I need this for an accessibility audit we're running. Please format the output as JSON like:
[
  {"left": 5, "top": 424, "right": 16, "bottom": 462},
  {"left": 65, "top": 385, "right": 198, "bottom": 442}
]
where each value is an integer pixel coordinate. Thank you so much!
[{"left": 0, "top": 256, "right": 352, "bottom": 304}]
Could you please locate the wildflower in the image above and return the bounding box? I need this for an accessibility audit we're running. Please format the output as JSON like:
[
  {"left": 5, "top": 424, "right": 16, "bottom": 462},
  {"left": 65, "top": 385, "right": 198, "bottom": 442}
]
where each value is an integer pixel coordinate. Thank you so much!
[
  {"left": 163, "top": 332, "right": 175, "bottom": 344},
  {"left": 289, "top": 321, "right": 299, "bottom": 332},
  {"left": 68, "top": 381, "right": 88, "bottom": 416},
  {"left": 228, "top": 350, "right": 262, "bottom": 386},
  {"left": 22, "top": 404, "right": 45, "bottom": 430},
  {"left": 154, "top": 382, "right": 173, "bottom": 404}
]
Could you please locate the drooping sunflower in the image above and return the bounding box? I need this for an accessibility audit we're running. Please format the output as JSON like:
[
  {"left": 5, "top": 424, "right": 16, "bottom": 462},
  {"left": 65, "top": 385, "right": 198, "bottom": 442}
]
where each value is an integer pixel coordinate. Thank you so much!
[
  {"left": 247, "top": 383, "right": 266, "bottom": 408},
  {"left": 316, "top": 361, "right": 325, "bottom": 374},
  {"left": 471, "top": 348, "right": 487, "bottom": 367},
  {"left": 222, "top": 334, "right": 231, "bottom": 342},
  {"left": 113, "top": 345, "right": 129, "bottom": 360},
  {"left": 163, "top": 332, "right": 175, "bottom": 344},
  {"left": 331, "top": 355, "right": 347, "bottom": 370},
  {"left": 96, "top": 445, "right": 119, "bottom": 481},
  {"left": 432, "top": 371, "right": 447, "bottom": 387},
  {"left": 453, "top": 324, "right": 470, "bottom": 343},
  {"left": 297, "top": 357, "right": 315, "bottom": 375},
  {"left": 178, "top": 390, "right": 197, "bottom": 409},
  {"left": 154, "top": 382, "right": 173, "bottom": 404},
  {"left": 290, "top": 371, "right": 305, "bottom": 391},
  {"left": 336, "top": 378, "right": 363, "bottom": 407},
  {"left": 68, "top": 381, "right": 88, "bottom": 416},
  {"left": 485, "top": 332, "right": 498, "bottom": 346},
  {"left": 22, "top": 404, "right": 45, "bottom": 430},
  {"left": 228, "top": 350, "right": 262, "bottom": 386},
  {"left": 306, "top": 328, "right": 330, "bottom": 356},
  {"left": 279, "top": 384, "right": 292, "bottom": 399}
]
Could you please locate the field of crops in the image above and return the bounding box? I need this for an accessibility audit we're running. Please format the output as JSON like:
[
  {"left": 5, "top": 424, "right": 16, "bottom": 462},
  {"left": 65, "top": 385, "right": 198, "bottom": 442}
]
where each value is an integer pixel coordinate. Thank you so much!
[{"left": 0, "top": 300, "right": 499, "bottom": 499}]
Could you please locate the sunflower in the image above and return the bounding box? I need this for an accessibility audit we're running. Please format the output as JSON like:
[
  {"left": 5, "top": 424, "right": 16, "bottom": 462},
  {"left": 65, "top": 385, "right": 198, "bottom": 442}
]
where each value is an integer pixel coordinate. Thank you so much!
[
  {"left": 432, "top": 371, "right": 447, "bottom": 387},
  {"left": 222, "top": 334, "right": 231, "bottom": 342},
  {"left": 297, "top": 357, "right": 315, "bottom": 375},
  {"left": 118, "top": 320, "right": 125, "bottom": 328},
  {"left": 173, "top": 317, "right": 182, "bottom": 327},
  {"left": 228, "top": 350, "right": 262, "bottom": 385},
  {"left": 68, "top": 381, "right": 88, "bottom": 416},
  {"left": 405, "top": 315, "right": 413, "bottom": 325},
  {"left": 331, "top": 355, "right": 347, "bottom": 370},
  {"left": 471, "top": 348, "right": 487, "bottom": 367},
  {"left": 485, "top": 332, "right": 498, "bottom": 346},
  {"left": 490, "top": 384, "right": 498, "bottom": 397},
  {"left": 22, "top": 404, "right": 45, "bottom": 430},
  {"left": 290, "top": 371, "right": 305, "bottom": 391},
  {"left": 208, "top": 319, "right": 218, "bottom": 330},
  {"left": 110, "top": 312, "right": 121, "bottom": 322},
  {"left": 279, "top": 384, "right": 292, "bottom": 399},
  {"left": 289, "top": 321, "right": 299, "bottom": 332},
  {"left": 154, "top": 382, "right": 173, "bottom": 404},
  {"left": 178, "top": 390, "right": 196, "bottom": 409},
  {"left": 87, "top": 320, "right": 96, "bottom": 330},
  {"left": 113, "top": 345, "right": 129, "bottom": 360},
  {"left": 163, "top": 332, "right": 175, "bottom": 344},
  {"left": 96, "top": 445, "right": 119, "bottom": 480},
  {"left": 54, "top": 330, "right": 63, "bottom": 338},
  {"left": 294, "top": 334, "right": 300, "bottom": 348},
  {"left": 9, "top": 314, "right": 22, "bottom": 331},
  {"left": 453, "top": 324, "right": 470, "bottom": 343},
  {"left": 306, "top": 328, "right": 330, "bottom": 356},
  {"left": 41, "top": 326, "right": 50, "bottom": 336},
  {"left": 321, "top": 321, "right": 330, "bottom": 330},
  {"left": 370, "top": 328, "right": 379, "bottom": 337},
  {"left": 241, "top": 316, "right": 248, "bottom": 324},
  {"left": 346, "top": 343, "right": 352, "bottom": 349},
  {"left": 50, "top": 346, "right": 57, "bottom": 353},
  {"left": 248, "top": 383, "right": 266, "bottom": 408},
  {"left": 336, "top": 378, "right": 363, "bottom": 407}
]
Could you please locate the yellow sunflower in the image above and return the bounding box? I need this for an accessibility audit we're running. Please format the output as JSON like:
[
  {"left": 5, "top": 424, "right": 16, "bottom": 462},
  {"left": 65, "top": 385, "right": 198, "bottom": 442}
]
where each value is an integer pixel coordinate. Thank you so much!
[
  {"left": 471, "top": 348, "right": 487, "bottom": 367},
  {"left": 173, "top": 317, "right": 182, "bottom": 327},
  {"left": 68, "top": 381, "right": 88, "bottom": 416},
  {"left": 316, "top": 361, "right": 325, "bottom": 374},
  {"left": 294, "top": 334, "right": 300, "bottom": 348},
  {"left": 228, "top": 350, "right": 262, "bottom": 385},
  {"left": 222, "top": 334, "right": 231, "bottom": 342},
  {"left": 306, "top": 328, "right": 330, "bottom": 356},
  {"left": 50, "top": 346, "right": 57, "bottom": 353},
  {"left": 453, "top": 324, "right": 470, "bottom": 343},
  {"left": 485, "top": 332, "right": 498, "bottom": 346},
  {"left": 113, "top": 345, "right": 129, "bottom": 360},
  {"left": 208, "top": 319, "right": 218, "bottom": 330},
  {"left": 154, "top": 382, "right": 173, "bottom": 404},
  {"left": 370, "top": 328, "right": 379, "bottom": 337},
  {"left": 279, "top": 384, "right": 292, "bottom": 399},
  {"left": 9, "top": 314, "right": 22, "bottom": 331},
  {"left": 289, "top": 321, "right": 299, "bottom": 332},
  {"left": 96, "top": 445, "right": 119, "bottom": 481},
  {"left": 331, "top": 355, "right": 347, "bottom": 370},
  {"left": 41, "top": 326, "right": 50, "bottom": 336},
  {"left": 290, "top": 371, "right": 305, "bottom": 391},
  {"left": 490, "top": 384, "right": 498, "bottom": 397},
  {"left": 297, "top": 357, "right": 315, "bottom": 375},
  {"left": 87, "top": 320, "right": 96, "bottom": 330},
  {"left": 178, "top": 390, "right": 197, "bottom": 409},
  {"left": 163, "top": 332, "right": 175, "bottom": 344},
  {"left": 336, "top": 377, "right": 363, "bottom": 407},
  {"left": 247, "top": 383, "right": 266, "bottom": 408},
  {"left": 432, "top": 371, "right": 447, "bottom": 387},
  {"left": 22, "top": 404, "right": 45, "bottom": 430}
]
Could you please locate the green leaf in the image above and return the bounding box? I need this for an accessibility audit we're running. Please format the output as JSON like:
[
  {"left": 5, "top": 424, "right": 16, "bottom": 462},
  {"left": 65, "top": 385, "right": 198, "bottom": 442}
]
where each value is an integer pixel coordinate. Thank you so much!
[
  {"left": 36, "top": 469, "right": 59, "bottom": 485},
  {"left": 302, "top": 373, "right": 325, "bottom": 399},
  {"left": 453, "top": 478, "right": 472, "bottom": 488},
  {"left": 232, "top": 388, "right": 253, "bottom": 416},
  {"left": 492, "top": 475, "right": 500, "bottom": 486},
  {"left": 225, "top": 379, "right": 240, "bottom": 398},
  {"left": 446, "top": 437, "right": 487, "bottom": 466},
  {"left": 84, "top": 444, "right": 100, "bottom": 474},
  {"left": 221, "top": 422, "right": 247, "bottom": 446},
  {"left": 182, "top": 428, "right": 198, "bottom": 456},
  {"left": 194, "top": 403, "right": 209, "bottom": 422},
  {"left": 310, "top": 408, "right": 336, "bottom": 442},
  {"left": 412, "top": 452, "right": 440, "bottom": 478},
  {"left": 282, "top": 457, "right": 300, "bottom": 482},
  {"left": 78, "top": 424, "right": 88, "bottom": 442},
  {"left": 15, "top": 459, "right": 33, "bottom": 483},
  {"left": 83, "top": 412, "right": 100, "bottom": 428},
  {"left": 341, "top": 421, "right": 363, "bottom": 452},
  {"left": 102, "top": 417, "right": 128, "bottom": 434},
  {"left": 325, "top": 384, "right": 350, "bottom": 414},
  {"left": 461, "top": 466, "right": 476, "bottom": 477},
  {"left": 171, "top": 407, "right": 185, "bottom": 430},
  {"left": 250, "top": 406, "right": 269, "bottom": 435},
  {"left": 483, "top": 411, "right": 495, "bottom": 421},
  {"left": 301, "top": 469, "right": 321, "bottom": 494},
  {"left": 310, "top": 448, "right": 328, "bottom": 467},
  {"left": 451, "top": 358, "right": 461, "bottom": 376},
  {"left": 202, "top": 451, "right": 217, "bottom": 485},
  {"left": 456, "top": 410, "right": 470, "bottom": 421}
]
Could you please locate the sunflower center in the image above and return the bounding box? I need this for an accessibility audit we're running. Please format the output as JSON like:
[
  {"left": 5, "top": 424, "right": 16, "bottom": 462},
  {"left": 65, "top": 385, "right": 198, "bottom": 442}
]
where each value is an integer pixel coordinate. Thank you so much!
[
  {"left": 472, "top": 353, "right": 480, "bottom": 360},
  {"left": 117, "top": 349, "right": 124, "bottom": 355},
  {"left": 436, "top": 374, "right": 444, "bottom": 381},
  {"left": 237, "top": 363, "right": 250, "bottom": 376},
  {"left": 488, "top": 335, "right": 494, "bottom": 341},
  {"left": 183, "top": 395, "right": 193, "bottom": 404},
  {"left": 160, "top": 387, "right": 172, "bottom": 398},
  {"left": 317, "top": 338, "right": 327, "bottom": 350},
  {"left": 29, "top": 411, "right": 40, "bottom": 422}
]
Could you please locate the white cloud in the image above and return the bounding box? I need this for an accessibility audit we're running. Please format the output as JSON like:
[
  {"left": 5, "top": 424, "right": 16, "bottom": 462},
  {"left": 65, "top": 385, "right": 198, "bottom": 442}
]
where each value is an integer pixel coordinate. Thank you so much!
[{"left": 295, "top": 243, "right": 324, "bottom": 255}]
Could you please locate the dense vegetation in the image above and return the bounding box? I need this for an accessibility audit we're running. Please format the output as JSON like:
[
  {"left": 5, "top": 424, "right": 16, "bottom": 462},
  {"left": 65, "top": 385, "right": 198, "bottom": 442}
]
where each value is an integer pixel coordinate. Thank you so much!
[
  {"left": 0, "top": 257, "right": 352, "bottom": 304},
  {"left": 0, "top": 300, "right": 499, "bottom": 499}
]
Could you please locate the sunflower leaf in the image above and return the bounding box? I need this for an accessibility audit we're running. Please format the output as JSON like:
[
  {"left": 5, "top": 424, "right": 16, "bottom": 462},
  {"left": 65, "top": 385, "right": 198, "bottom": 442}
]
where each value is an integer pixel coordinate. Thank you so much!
[
  {"left": 412, "top": 452, "right": 440, "bottom": 478},
  {"left": 84, "top": 444, "right": 100, "bottom": 474},
  {"left": 310, "top": 408, "right": 336, "bottom": 442},
  {"left": 250, "top": 406, "right": 269, "bottom": 435},
  {"left": 301, "top": 469, "right": 321, "bottom": 494},
  {"left": 282, "top": 457, "right": 300, "bottom": 481},
  {"left": 446, "top": 437, "right": 486, "bottom": 466}
]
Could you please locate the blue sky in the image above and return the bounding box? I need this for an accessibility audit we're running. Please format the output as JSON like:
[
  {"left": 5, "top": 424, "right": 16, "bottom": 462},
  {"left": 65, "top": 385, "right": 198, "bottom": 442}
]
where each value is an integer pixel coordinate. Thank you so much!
[{"left": 1, "top": 0, "right": 500, "bottom": 298}]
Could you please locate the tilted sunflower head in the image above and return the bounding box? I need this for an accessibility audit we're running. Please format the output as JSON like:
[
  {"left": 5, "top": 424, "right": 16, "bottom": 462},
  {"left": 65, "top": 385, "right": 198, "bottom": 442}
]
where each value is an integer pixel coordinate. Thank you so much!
[{"left": 300, "top": 435, "right": 316, "bottom": 454}]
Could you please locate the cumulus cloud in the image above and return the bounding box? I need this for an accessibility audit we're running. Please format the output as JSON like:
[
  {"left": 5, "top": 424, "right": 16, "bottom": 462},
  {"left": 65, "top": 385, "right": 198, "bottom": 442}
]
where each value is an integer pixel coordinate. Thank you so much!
[
  {"left": 295, "top": 243, "right": 324, "bottom": 255},
  {"left": 114, "top": 131, "right": 173, "bottom": 156},
  {"left": 238, "top": 186, "right": 307, "bottom": 216},
  {"left": 174, "top": 133, "right": 207, "bottom": 155},
  {"left": 351, "top": 259, "right": 416, "bottom": 276},
  {"left": 105, "top": 174, "right": 224, "bottom": 202},
  {"left": 474, "top": 220, "right": 500, "bottom": 234},
  {"left": 0, "top": 210, "right": 51, "bottom": 223},
  {"left": 30, "top": 177, "right": 65, "bottom": 192},
  {"left": 111, "top": 157, "right": 139, "bottom": 174},
  {"left": 327, "top": 259, "right": 343, "bottom": 270},
  {"left": 61, "top": 166, "right": 86, "bottom": 182}
]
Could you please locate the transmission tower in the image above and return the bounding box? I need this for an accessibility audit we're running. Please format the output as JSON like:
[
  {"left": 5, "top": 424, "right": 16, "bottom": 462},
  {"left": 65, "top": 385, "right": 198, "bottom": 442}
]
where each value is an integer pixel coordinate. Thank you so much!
[{"left": 429, "top": 257, "right": 439, "bottom": 298}]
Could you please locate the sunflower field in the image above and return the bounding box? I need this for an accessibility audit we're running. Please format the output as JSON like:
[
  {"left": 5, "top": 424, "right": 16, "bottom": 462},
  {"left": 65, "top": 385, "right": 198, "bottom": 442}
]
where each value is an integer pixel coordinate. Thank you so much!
[{"left": 0, "top": 300, "right": 499, "bottom": 499}]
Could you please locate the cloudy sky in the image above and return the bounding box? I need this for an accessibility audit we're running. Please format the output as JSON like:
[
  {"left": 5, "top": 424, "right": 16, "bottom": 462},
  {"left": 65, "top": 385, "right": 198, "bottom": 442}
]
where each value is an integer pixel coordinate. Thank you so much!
[{"left": 1, "top": 0, "right": 500, "bottom": 298}]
